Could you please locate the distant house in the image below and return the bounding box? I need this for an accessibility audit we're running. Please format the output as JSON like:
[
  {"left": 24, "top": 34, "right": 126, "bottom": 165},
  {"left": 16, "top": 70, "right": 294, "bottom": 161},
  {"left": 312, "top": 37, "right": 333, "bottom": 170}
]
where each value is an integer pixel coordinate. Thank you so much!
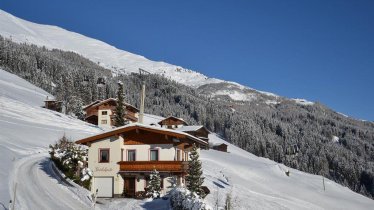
[
  {"left": 75, "top": 123, "right": 208, "bottom": 198},
  {"left": 43, "top": 96, "right": 62, "bottom": 112},
  {"left": 157, "top": 116, "right": 209, "bottom": 147},
  {"left": 212, "top": 143, "right": 228, "bottom": 152},
  {"left": 158, "top": 116, "right": 188, "bottom": 129},
  {"left": 176, "top": 126, "right": 210, "bottom": 148},
  {"left": 83, "top": 98, "right": 139, "bottom": 129}
]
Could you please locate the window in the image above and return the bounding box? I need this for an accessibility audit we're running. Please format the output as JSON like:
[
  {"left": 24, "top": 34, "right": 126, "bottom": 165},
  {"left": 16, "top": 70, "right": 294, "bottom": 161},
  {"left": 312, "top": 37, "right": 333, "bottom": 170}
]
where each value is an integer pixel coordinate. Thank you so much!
[
  {"left": 150, "top": 149, "right": 159, "bottom": 161},
  {"left": 102, "top": 111, "right": 108, "bottom": 115},
  {"left": 101, "top": 120, "right": 107, "bottom": 124},
  {"left": 127, "top": 150, "right": 136, "bottom": 161},
  {"left": 99, "top": 149, "right": 109, "bottom": 163}
]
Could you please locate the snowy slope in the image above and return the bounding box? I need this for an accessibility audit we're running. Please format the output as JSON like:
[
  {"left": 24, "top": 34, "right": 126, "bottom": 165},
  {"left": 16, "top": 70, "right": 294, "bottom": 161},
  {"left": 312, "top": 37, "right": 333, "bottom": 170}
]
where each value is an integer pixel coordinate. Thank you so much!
[
  {"left": 0, "top": 9, "right": 307, "bottom": 103},
  {"left": 202, "top": 135, "right": 374, "bottom": 209},
  {"left": 0, "top": 69, "right": 373, "bottom": 209},
  {"left": 0, "top": 69, "right": 101, "bottom": 209}
]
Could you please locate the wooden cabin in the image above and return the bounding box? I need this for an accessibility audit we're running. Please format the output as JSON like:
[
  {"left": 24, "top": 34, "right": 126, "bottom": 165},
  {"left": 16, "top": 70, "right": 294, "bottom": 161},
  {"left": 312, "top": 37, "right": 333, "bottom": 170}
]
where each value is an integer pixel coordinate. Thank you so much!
[
  {"left": 83, "top": 98, "right": 139, "bottom": 129},
  {"left": 212, "top": 143, "right": 228, "bottom": 152},
  {"left": 176, "top": 126, "right": 210, "bottom": 148},
  {"left": 158, "top": 116, "right": 188, "bottom": 129},
  {"left": 43, "top": 96, "right": 62, "bottom": 112},
  {"left": 75, "top": 123, "right": 208, "bottom": 198}
]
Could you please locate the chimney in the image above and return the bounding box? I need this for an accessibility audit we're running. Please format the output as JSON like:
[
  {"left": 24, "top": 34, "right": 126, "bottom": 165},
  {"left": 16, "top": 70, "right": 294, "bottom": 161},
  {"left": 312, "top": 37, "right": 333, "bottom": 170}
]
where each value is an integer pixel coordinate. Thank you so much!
[{"left": 138, "top": 81, "right": 145, "bottom": 124}]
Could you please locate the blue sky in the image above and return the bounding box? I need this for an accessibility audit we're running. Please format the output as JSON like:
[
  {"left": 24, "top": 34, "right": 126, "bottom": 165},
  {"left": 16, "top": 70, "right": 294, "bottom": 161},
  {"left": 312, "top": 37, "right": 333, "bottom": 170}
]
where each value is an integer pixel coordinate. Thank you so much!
[{"left": 1, "top": 0, "right": 373, "bottom": 121}]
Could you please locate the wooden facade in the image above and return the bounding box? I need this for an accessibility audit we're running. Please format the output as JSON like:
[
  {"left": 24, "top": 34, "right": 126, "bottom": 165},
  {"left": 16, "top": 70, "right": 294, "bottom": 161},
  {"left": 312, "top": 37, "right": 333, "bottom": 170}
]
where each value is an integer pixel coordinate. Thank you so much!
[
  {"left": 158, "top": 116, "right": 188, "bottom": 127},
  {"left": 118, "top": 161, "right": 188, "bottom": 173},
  {"left": 184, "top": 127, "right": 209, "bottom": 139},
  {"left": 212, "top": 143, "right": 228, "bottom": 152},
  {"left": 44, "top": 100, "right": 62, "bottom": 112},
  {"left": 83, "top": 98, "right": 139, "bottom": 126}
]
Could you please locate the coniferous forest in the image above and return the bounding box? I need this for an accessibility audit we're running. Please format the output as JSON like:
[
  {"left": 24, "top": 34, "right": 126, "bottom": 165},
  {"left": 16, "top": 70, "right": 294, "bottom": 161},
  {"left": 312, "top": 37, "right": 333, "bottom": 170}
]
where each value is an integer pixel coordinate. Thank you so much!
[{"left": 0, "top": 35, "right": 373, "bottom": 199}]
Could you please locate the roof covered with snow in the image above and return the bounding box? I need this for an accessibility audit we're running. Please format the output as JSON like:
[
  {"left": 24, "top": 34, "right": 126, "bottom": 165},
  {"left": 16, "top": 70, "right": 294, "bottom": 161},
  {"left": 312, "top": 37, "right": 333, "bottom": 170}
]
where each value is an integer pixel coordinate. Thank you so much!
[
  {"left": 158, "top": 116, "right": 188, "bottom": 125},
  {"left": 175, "top": 125, "right": 205, "bottom": 132},
  {"left": 75, "top": 122, "right": 207, "bottom": 146},
  {"left": 83, "top": 98, "right": 139, "bottom": 112}
]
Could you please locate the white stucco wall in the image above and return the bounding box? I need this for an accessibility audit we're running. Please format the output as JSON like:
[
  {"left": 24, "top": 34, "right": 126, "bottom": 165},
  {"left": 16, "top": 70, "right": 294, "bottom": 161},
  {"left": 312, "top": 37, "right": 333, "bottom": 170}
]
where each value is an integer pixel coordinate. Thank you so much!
[
  {"left": 122, "top": 144, "right": 175, "bottom": 161},
  {"left": 98, "top": 109, "right": 112, "bottom": 129},
  {"left": 88, "top": 136, "right": 124, "bottom": 195}
]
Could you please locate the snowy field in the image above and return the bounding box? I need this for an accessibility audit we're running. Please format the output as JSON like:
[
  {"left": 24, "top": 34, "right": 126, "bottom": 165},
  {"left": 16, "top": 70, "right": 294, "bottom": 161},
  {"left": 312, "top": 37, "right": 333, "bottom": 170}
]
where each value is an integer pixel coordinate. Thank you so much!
[{"left": 0, "top": 69, "right": 373, "bottom": 209}]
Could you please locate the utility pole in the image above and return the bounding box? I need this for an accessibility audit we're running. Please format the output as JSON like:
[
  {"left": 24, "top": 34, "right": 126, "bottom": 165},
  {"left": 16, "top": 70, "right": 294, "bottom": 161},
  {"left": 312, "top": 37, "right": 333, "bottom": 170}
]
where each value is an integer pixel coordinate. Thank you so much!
[
  {"left": 139, "top": 82, "right": 145, "bottom": 124},
  {"left": 138, "top": 68, "right": 150, "bottom": 124}
]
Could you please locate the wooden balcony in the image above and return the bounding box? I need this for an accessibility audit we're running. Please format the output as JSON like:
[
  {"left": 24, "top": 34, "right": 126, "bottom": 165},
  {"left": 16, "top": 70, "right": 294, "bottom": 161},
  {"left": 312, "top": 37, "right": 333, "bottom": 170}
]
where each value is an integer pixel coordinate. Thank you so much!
[{"left": 118, "top": 161, "right": 188, "bottom": 172}]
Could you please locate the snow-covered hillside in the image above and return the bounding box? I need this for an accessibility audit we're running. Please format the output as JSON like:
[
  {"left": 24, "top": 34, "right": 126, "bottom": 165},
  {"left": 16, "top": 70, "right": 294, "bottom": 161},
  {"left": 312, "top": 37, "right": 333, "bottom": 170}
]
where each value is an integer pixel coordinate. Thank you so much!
[
  {"left": 0, "top": 69, "right": 373, "bottom": 209},
  {"left": 202, "top": 135, "right": 374, "bottom": 210},
  {"left": 0, "top": 69, "right": 101, "bottom": 209},
  {"left": 0, "top": 9, "right": 310, "bottom": 104}
]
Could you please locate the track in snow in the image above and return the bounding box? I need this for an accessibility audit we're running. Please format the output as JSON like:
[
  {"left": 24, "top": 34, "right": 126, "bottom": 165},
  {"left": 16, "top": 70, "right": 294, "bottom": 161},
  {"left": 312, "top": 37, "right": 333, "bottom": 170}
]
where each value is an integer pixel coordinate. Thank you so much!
[{"left": 10, "top": 153, "right": 91, "bottom": 210}]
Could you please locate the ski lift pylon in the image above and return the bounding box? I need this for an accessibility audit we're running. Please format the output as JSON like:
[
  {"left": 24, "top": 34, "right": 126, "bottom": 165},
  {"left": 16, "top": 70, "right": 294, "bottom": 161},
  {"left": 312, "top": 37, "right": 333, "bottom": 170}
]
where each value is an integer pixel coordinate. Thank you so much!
[
  {"left": 97, "top": 77, "right": 106, "bottom": 87},
  {"left": 82, "top": 75, "right": 89, "bottom": 85}
]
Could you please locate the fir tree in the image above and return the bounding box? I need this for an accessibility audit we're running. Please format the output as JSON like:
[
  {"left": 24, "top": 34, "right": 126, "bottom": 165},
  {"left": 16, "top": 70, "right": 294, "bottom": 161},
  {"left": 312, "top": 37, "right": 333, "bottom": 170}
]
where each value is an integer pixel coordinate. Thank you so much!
[
  {"left": 114, "top": 81, "right": 126, "bottom": 126},
  {"left": 186, "top": 143, "right": 206, "bottom": 198},
  {"left": 146, "top": 168, "right": 161, "bottom": 198},
  {"left": 70, "top": 96, "right": 85, "bottom": 120}
]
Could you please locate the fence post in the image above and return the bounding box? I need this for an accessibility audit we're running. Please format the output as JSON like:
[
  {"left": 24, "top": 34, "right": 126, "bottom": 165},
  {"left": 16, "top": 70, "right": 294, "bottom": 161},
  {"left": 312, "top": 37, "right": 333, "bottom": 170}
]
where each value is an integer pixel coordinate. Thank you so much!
[
  {"left": 92, "top": 189, "right": 98, "bottom": 209},
  {"left": 12, "top": 183, "right": 17, "bottom": 210}
]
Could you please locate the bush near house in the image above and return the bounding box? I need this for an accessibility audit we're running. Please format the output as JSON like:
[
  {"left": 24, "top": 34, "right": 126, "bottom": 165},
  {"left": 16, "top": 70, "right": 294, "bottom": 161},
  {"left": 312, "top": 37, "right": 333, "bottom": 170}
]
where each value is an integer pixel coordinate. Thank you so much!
[
  {"left": 49, "top": 135, "right": 92, "bottom": 189},
  {"left": 170, "top": 187, "right": 211, "bottom": 210}
]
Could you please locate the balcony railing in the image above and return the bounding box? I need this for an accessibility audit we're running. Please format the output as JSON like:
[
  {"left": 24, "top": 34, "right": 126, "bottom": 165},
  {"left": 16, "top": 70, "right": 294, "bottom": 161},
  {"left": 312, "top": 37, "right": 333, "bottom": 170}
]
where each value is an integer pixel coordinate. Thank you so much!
[{"left": 118, "top": 161, "right": 188, "bottom": 172}]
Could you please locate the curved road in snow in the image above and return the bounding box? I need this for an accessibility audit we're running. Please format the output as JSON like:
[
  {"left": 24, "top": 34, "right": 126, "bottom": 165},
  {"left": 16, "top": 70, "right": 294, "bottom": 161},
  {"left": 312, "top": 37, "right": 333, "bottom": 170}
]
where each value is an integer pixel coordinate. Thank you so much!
[{"left": 10, "top": 153, "right": 91, "bottom": 210}]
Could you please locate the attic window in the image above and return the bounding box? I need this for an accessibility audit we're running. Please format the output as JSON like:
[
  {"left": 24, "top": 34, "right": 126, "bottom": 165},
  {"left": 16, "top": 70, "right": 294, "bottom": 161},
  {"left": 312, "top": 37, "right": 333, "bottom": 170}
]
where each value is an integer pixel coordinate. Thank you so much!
[{"left": 102, "top": 111, "right": 108, "bottom": 115}]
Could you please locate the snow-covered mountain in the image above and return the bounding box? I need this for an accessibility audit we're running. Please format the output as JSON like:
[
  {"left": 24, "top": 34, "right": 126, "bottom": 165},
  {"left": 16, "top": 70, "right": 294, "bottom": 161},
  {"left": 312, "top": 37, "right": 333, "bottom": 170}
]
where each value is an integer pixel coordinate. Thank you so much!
[
  {"left": 1, "top": 69, "right": 373, "bottom": 209},
  {"left": 0, "top": 9, "right": 309, "bottom": 104},
  {"left": 0, "top": 9, "right": 223, "bottom": 87}
]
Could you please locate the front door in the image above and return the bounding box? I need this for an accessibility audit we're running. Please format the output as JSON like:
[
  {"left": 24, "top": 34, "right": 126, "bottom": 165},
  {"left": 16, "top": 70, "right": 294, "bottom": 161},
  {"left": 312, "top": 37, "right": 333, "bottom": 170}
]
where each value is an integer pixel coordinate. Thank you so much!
[{"left": 124, "top": 177, "right": 136, "bottom": 197}]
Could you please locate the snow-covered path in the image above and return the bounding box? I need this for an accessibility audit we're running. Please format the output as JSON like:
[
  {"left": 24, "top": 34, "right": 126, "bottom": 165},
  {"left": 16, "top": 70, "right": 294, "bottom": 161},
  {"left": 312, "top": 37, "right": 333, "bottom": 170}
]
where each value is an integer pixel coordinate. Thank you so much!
[{"left": 10, "top": 153, "right": 90, "bottom": 210}]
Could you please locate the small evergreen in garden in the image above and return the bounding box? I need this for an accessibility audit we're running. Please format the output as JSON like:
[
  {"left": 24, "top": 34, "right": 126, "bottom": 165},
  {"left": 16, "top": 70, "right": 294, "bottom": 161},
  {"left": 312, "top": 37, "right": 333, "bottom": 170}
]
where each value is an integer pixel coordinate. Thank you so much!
[
  {"left": 146, "top": 168, "right": 162, "bottom": 198},
  {"left": 114, "top": 81, "right": 126, "bottom": 126},
  {"left": 186, "top": 143, "right": 206, "bottom": 198},
  {"left": 49, "top": 135, "right": 92, "bottom": 189}
]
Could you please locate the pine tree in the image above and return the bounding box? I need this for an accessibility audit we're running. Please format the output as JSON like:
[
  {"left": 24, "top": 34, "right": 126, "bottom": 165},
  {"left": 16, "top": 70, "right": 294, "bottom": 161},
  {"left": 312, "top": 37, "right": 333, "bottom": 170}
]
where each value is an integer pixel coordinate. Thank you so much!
[
  {"left": 114, "top": 81, "right": 126, "bottom": 126},
  {"left": 70, "top": 96, "right": 85, "bottom": 120},
  {"left": 146, "top": 168, "right": 161, "bottom": 198},
  {"left": 186, "top": 143, "right": 206, "bottom": 198}
]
